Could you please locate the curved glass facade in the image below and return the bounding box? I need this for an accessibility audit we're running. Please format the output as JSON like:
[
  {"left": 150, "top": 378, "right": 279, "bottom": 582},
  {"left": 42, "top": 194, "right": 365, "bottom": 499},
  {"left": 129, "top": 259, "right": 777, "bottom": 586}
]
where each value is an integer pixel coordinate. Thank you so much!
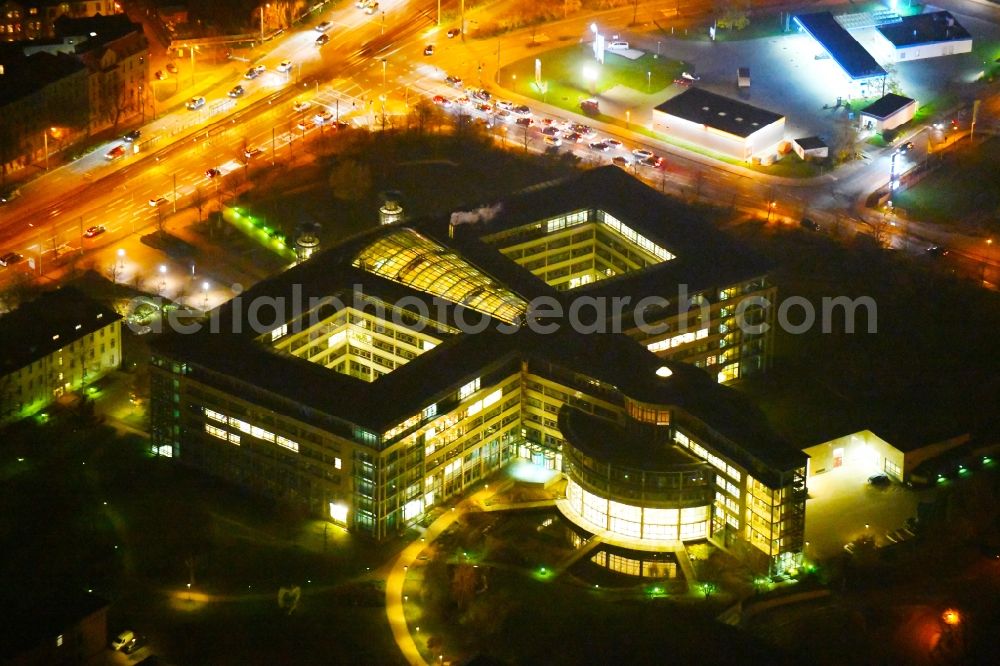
[{"left": 564, "top": 479, "right": 710, "bottom": 542}]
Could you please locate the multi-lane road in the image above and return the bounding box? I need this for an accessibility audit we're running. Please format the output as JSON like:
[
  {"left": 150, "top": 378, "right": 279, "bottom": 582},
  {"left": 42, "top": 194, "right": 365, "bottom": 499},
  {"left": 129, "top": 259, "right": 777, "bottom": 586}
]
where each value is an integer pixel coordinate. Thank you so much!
[{"left": 0, "top": 0, "right": 997, "bottom": 293}]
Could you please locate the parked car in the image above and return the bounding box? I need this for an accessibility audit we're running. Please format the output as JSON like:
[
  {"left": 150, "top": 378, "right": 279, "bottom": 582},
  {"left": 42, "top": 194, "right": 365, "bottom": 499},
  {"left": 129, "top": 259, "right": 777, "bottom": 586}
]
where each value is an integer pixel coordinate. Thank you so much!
[
  {"left": 0, "top": 186, "right": 21, "bottom": 204},
  {"left": 293, "top": 100, "right": 312, "bottom": 113},
  {"left": 277, "top": 60, "right": 293, "bottom": 73},
  {"left": 105, "top": 144, "right": 127, "bottom": 160},
  {"left": 897, "top": 141, "right": 915, "bottom": 153},
  {"left": 561, "top": 131, "right": 581, "bottom": 143},
  {"left": 111, "top": 630, "right": 135, "bottom": 651},
  {"left": 589, "top": 141, "right": 610, "bottom": 152},
  {"left": 122, "top": 129, "right": 141, "bottom": 142},
  {"left": 0, "top": 251, "right": 23, "bottom": 266},
  {"left": 432, "top": 95, "right": 451, "bottom": 107},
  {"left": 515, "top": 117, "right": 532, "bottom": 127},
  {"left": 868, "top": 473, "right": 890, "bottom": 487},
  {"left": 673, "top": 78, "right": 692, "bottom": 87},
  {"left": 541, "top": 126, "right": 559, "bottom": 136},
  {"left": 186, "top": 96, "right": 206, "bottom": 110},
  {"left": 605, "top": 138, "right": 623, "bottom": 149},
  {"left": 496, "top": 99, "right": 514, "bottom": 110},
  {"left": 445, "top": 75, "right": 463, "bottom": 88},
  {"left": 471, "top": 88, "right": 490, "bottom": 101},
  {"left": 315, "top": 33, "right": 330, "bottom": 46},
  {"left": 205, "top": 167, "right": 221, "bottom": 178},
  {"left": 296, "top": 119, "right": 315, "bottom": 132},
  {"left": 632, "top": 148, "right": 653, "bottom": 160},
  {"left": 365, "top": 2, "right": 379, "bottom": 14},
  {"left": 681, "top": 71, "right": 701, "bottom": 81},
  {"left": 608, "top": 41, "right": 630, "bottom": 50},
  {"left": 315, "top": 20, "right": 332, "bottom": 32},
  {"left": 245, "top": 65, "right": 265, "bottom": 79},
  {"left": 244, "top": 147, "right": 264, "bottom": 160},
  {"left": 640, "top": 155, "right": 665, "bottom": 168},
  {"left": 165, "top": 62, "right": 178, "bottom": 74},
  {"left": 148, "top": 197, "right": 168, "bottom": 208},
  {"left": 228, "top": 84, "right": 245, "bottom": 98},
  {"left": 512, "top": 105, "right": 531, "bottom": 117},
  {"left": 612, "top": 156, "right": 632, "bottom": 168},
  {"left": 423, "top": 45, "right": 434, "bottom": 56},
  {"left": 313, "top": 110, "right": 334, "bottom": 125},
  {"left": 800, "top": 218, "right": 820, "bottom": 231},
  {"left": 154, "top": 70, "right": 166, "bottom": 80},
  {"left": 84, "top": 224, "right": 107, "bottom": 236},
  {"left": 544, "top": 135, "right": 562, "bottom": 147},
  {"left": 123, "top": 634, "right": 145, "bottom": 655},
  {"left": 447, "top": 27, "right": 461, "bottom": 38}
]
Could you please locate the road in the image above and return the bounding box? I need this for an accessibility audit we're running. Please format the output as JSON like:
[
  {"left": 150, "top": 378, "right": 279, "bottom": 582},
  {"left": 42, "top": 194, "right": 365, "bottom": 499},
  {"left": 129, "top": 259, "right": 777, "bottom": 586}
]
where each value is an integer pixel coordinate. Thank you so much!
[{"left": 1, "top": 0, "right": 998, "bottom": 296}]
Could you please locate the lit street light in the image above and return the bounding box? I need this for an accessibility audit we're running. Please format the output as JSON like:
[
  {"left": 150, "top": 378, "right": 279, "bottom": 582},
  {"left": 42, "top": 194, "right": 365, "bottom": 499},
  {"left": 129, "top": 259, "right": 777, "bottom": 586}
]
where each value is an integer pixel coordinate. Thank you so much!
[{"left": 766, "top": 200, "right": 776, "bottom": 223}]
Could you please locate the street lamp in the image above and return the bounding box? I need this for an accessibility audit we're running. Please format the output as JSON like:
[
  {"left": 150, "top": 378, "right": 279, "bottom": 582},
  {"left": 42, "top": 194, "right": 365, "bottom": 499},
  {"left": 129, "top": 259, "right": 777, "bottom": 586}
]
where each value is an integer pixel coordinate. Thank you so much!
[
  {"left": 117, "top": 248, "right": 125, "bottom": 269},
  {"left": 766, "top": 200, "right": 776, "bottom": 223},
  {"left": 381, "top": 58, "right": 387, "bottom": 88},
  {"left": 584, "top": 65, "right": 597, "bottom": 95},
  {"left": 159, "top": 264, "right": 167, "bottom": 294},
  {"left": 202, "top": 281, "right": 210, "bottom": 307}
]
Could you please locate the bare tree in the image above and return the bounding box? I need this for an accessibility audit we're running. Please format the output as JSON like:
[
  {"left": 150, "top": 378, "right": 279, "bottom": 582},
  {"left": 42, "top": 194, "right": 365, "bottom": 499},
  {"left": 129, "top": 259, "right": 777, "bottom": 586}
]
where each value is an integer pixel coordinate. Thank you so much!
[
  {"left": 328, "top": 159, "right": 372, "bottom": 201},
  {"left": 192, "top": 186, "right": 206, "bottom": 223}
]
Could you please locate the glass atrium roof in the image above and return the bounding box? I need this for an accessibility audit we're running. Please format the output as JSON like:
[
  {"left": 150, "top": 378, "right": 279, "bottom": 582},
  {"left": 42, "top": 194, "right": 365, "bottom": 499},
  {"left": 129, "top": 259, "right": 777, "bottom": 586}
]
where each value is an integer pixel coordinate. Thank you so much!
[{"left": 353, "top": 229, "right": 528, "bottom": 324}]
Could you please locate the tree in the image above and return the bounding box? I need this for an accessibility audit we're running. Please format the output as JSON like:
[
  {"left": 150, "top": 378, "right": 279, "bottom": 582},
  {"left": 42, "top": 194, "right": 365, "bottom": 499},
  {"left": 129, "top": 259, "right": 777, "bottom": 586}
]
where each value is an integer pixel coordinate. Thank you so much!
[
  {"left": 192, "top": 186, "right": 206, "bottom": 223},
  {"left": 328, "top": 159, "right": 372, "bottom": 201},
  {"left": 451, "top": 563, "right": 478, "bottom": 611},
  {"left": 830, "top": 115, "right": 859, "bottom": 164}
]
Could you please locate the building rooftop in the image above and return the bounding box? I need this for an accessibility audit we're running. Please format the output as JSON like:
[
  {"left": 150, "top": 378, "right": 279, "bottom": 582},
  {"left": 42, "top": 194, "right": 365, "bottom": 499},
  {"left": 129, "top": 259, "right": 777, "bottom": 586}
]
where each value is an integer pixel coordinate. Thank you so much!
[
  {"left": 860, "top": 93, "right": 915, "bottom": 119},
  {"left": 0, "top": 50, "right": 86, "bottom": 105},
  {"left": 559, "top": 406, "right": 708, "bottom": 472},
  {"left": 794, "top": 11, "right": 887, "bottom": 80},
  {"left": 793, "top": 136, "right": 828, "bottom": 150},
  {"left": 151, "top": 169, "right": 801, "bottom": 472},
  {"left": 877, "top": 11, "right": 971, "bottom": 48},
  {"left": 53, "top": 13, "right": 143, "bottom": 45},
  {"left": 0, "top": 287, "right": 122, "bottom": 373},
  {"left": 653, "top": 88, "right": 784, "bottom": 138}
]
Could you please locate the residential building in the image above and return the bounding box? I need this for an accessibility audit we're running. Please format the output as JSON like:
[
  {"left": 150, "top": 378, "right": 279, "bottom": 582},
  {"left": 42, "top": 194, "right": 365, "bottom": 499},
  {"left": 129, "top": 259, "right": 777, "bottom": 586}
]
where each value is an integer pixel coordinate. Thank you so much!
[
  {"left": 0, "top": 591, "right": 108, "bottom": 665},
  {"left": 0, "top": 286, "right": 122, "bottom": 424},
  {"left": 0, "top": 0, "right": 120, "bottom": 42},
  {"left": 150, "top": 168, "right": 805, "bottom": 574}
]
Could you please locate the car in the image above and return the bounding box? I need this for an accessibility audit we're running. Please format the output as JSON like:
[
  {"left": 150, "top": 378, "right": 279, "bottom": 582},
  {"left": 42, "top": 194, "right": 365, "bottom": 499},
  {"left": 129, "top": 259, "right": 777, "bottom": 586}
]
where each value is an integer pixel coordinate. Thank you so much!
[
  {"left": 293, "top": 100, "right": 312, "bottom": 113},
  {"left": 512, "top": 105, "right": 531, "bottom": 117},
  {"left": 605, "top": 138, "right": 623, "bottom": 149},
  {"left": 454, "top": 96, "right": 471, "bottom": 106},
  {"left": 926, "top": 245, "right": 949, "bottom": 257},
  {"left": 607, "top": 40, "right": 630, "bottom": 50},
  {"left": 471, "top": 88, "right": 490, "bottom": 102},
  {"left": 228, "top": 84, "right": 245, "bottom": 98},
  {"left": 589, "top": 141, "right": 610, "bottom": 152},
  {"left": 277, "top": 60, "right": 293, "bottom": 73},
  {"left": 544, "top": 135, "right": 562, "bottom": 147},
  {"left": 632, "top": 148, "right": 653, "bottom": 160},
  {"left": 365, "top": 2, "right": 378, "bottom": 14},
  {"left": 423, "top": 45, "right": 434, "bottom": 56},
  {"left": 868, "top": 473, "right": 890, "bottom": 487},
  {"left": 515, "top": 117, "right": 532, "bottom": 127},
  {"left": 315, "top": 20, "right": 332, "bottom": 32},
  {"left": 165, "top": 62, "right": 178, "bottom": 74},
  {"left": 0, "top": 252, "right": 23, "bottom": 267},
  {"left": 573, "top": 124, "right": 597, "bottom": 138},
  {"left": 186, "top": 96, "right": 206, "bottom": 110},
  {"left": 315, "top": 33, "right": 330, "bottom": 46},
  {"left": 897, "top": 140, "right": 915, "bottom": 153},
  {"left": 932, "top": 121, "right": 945, "bottom": 130},
  {"left": 561, "top": 131, "right": 581, "bottom": 143},
  {"left": 445, "top": 75, "right": 463, "bottom": 88},
  {"left": 313, "top": 110, "right": 334, "bottom": 125},
  {"left": 205, "top": 168, "right": 221, "bottom": 178},
  {"left": 244, "top": 147, "right": 264, "bottom": 160},
  {"left": 474, "top": 102, "right": 491, "bottom": 113},
  {"left": 245, "top": 65, "right": 265, "bottom": 79},
  {"left": 84, "top": 224, "right": 107, "bottom": 237},
  {"left": 640, "top": 155, "right": 664, "bottom": 168},
  {"left": 148, "top": 197, "right": 168, "bottom": 208},
  {"left": 580, "top": 98, "right": 600, "bottom": 114},
  {"left": 123, "top": 635, "right": 145, "bottom": 655},
  {"left": 296, "top": 119, "right": 315, "bottom": 132},
  {"left": 447, "top": 27, "right": 461, "bottom": 38},
  {"left": 122, "top": 129, "right": 141, "bottom": 142},
  {"left": 800, "top": 218, "right": 820, "bottom": 231},
  {"left": 154, "top": 70, "right": 166, "bottom": 80},
  {"left": 355, "top": 0, "right": 367, "bottom": 7},
  {"left": 111, "top": 631, "right": 135, "bottom": 651},
  {"left": 495, "top": 108, "right": 512, "bottom": 121},
  {"left": 843, "top": 542, "right": 857, "bottom": 555},
  {"left": 541, "top": 126, "right": 559, "bottom": 136},
  {"left": 432, "top": 95, "right": 451, "bottom": 107},
  {"left": 496, "top": 99, "right": 514, "bottom": 110},
  {"left": 612, "top": 156, "right": 632, "bottom": 168},
  {"left": 681, "top": 71, "right": 701, "bottom": 81},
  {"left": 0, "top": 186, "right": 21, "bottom": 204},
  {"left": 673, "top": 78, "right": 692, "bottom": 87},
  {"left": 105, "top": 144, "right": 127, "bottom": 160}
]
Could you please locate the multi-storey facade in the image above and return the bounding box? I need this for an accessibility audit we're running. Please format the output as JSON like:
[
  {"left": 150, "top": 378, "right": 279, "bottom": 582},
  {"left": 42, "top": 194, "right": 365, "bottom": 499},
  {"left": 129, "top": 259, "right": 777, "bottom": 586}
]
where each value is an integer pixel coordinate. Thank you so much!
[
  {"left": 150, "top": 168, "right": 805, "bottom": 573},
  {"left": 0, "top": 0, "right": 120, "bottom": 42},
  {"left": 0, "top": 287, "right": 122, "bottom": 423}
]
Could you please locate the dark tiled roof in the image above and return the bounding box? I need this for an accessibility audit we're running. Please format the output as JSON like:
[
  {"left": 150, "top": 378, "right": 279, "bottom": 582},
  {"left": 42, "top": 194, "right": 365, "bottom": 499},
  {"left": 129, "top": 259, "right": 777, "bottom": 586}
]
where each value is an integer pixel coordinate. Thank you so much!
[
  {"left": 794, "top": 11, "right": 887, "bottom": 80},
  {"left": 0, "top": 287, "right": 121, "bottom": 373},
  {"left": 54, "top": 13, "right": 142, "bottom": 44},
  {"left": 0, "top": 591, "right": 108, "bottom": 658},
  {"left": 0, "top": 50, "right": 86, "bottom": 104},
  {"left": 653, "top": 88, "right": 783, "bottom": 138},
  {"left": 877, "top": 11, "right": 971, "bottom": 48},
  {"left": 793, "top": 136, "right": 827, "bottom": 150},
  {"left": 860, "top": 93, "right": 915, "bottom": 119}
]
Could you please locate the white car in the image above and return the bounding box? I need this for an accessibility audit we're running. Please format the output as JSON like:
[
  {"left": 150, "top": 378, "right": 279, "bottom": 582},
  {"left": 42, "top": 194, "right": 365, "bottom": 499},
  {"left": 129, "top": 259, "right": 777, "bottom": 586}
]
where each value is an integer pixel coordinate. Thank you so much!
[
  {"left": 544, "top": 136, "right": 562, "bottom": 147},
  {"left": 186, "top": 96, "right": 205, "bottom": 110},
  {"left": 315, "top": 21, "right": 332, "bottom": 32},
  {"left": 277, "top": 60, "right": 293, "bottom": 73},
  {"left": 293, "top": 100, "right": 312, "bottom": 113},
  {"left": 111, "top": 630, "right": 135, "bottom": 651},
  {"left": 496, "top": 100, "right": 514, "bottom": 111},
  {"left": 313, "top": 110, "right": 334, "bottom": 125},
  {"left": 632, "top": 148, "right": 653, "bottom": 160},
  {"left": 608, "top": 41, "right": 630, "bottom": 50}
]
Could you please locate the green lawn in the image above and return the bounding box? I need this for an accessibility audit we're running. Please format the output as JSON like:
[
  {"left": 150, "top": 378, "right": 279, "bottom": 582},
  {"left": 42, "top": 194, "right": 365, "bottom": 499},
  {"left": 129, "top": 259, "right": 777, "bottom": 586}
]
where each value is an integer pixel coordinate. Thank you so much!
[
  {"left": 893, "top": 136, "right": 1000, "bottom": 227},
  {"left": 499, "top": 43, "right": 685, "bottom": 110}
]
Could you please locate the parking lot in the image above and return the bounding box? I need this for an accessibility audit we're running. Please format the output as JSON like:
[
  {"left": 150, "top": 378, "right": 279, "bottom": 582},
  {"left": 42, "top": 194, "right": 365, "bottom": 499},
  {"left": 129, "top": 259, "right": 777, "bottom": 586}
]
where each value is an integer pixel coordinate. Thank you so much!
[
  {"left": 629, "top": 9, "right": 1000, "bottom": 140},
  {"left": 804, "top": 463, "right": 930, "bottom": 559}
]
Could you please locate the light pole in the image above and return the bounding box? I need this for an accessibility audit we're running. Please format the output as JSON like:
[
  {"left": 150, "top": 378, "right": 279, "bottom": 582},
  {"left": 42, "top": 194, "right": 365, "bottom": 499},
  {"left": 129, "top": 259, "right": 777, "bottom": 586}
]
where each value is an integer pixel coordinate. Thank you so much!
[
  {"left": 766, "top": 200, "right": 776, "bottom": 223},
  {"left": 381, "top": 58, "right": 387, "bottom": 88},
  {"left": 202, "top": 281, "right": 210, "bottom": 307},
  {"left": 117, "top": 248, "right": 125, "bottom": 270},
  {"left": 512, "top": 74, "right": 516, "bottom": 92},
  {"left": 260, "top": 3, "right": 269, "bottom": 43},
  {"left": 158, "top": 264, "right": 167, "bottom": 295},
  {"left": 626, "top": 109, "right": 630, "bottom": 129}
]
